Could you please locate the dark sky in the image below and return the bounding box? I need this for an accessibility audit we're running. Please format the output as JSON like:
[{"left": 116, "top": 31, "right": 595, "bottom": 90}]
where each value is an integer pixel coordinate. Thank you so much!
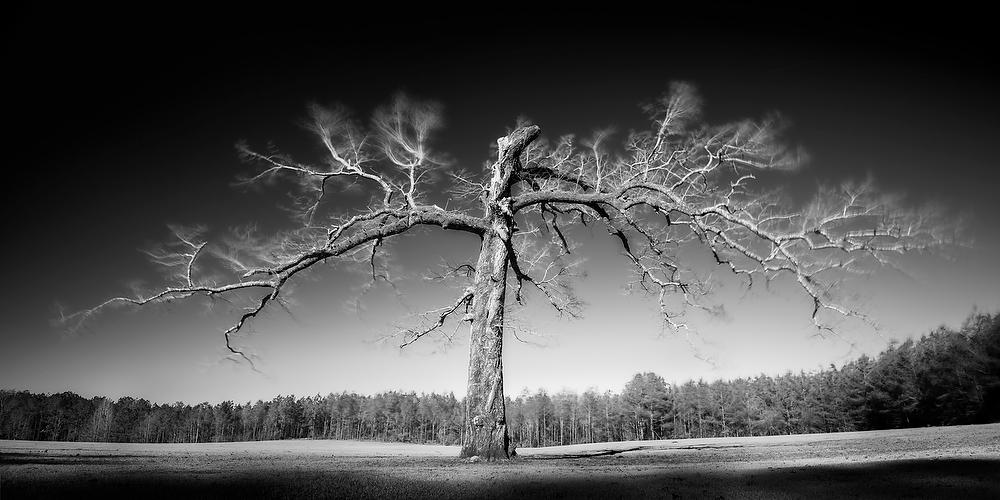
[{"left": 4, "top": 6, "right": 999, "bottom": 402}]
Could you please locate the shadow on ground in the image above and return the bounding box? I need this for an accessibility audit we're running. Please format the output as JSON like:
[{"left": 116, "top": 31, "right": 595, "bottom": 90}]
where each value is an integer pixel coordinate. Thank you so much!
[{"left": 3, "top": 457, "right": 998, "bottom": 499}]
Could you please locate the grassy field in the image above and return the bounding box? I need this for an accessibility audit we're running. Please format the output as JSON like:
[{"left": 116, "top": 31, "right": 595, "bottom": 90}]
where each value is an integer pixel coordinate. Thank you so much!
[{"left": 2, "top": 423, "right": 998, "bottom": 499}]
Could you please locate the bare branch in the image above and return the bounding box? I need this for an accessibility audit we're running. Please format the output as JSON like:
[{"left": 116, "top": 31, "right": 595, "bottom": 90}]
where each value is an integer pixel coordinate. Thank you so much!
[
  {"left": 72, "top": 84, "right": 959, "bottom": 371},
  {"left": 397, "top": 289, "right": 474, "bottom": 348},
  {"left": 509, "top": 83, "right": 954, "bottom": 340}
]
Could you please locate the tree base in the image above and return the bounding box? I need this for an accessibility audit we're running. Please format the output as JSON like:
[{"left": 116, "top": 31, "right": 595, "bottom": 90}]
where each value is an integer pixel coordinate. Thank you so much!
[
  {"left": 459, "top": 446, "right": 513, "bottom": 461},
  {"left": 459, "top": 424, "right": 512, "bottom": 460}
]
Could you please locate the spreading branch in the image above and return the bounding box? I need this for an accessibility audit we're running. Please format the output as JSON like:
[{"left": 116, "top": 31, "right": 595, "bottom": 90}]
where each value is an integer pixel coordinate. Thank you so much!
[{"left": 65, "top": 85, "right": 958, "bottom": 363}]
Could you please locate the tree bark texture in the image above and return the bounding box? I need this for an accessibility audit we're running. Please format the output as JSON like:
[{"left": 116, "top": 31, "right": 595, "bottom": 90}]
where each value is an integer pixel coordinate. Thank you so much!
[{"left": 461, "top": 126, "right": 539, "bottom": 459}]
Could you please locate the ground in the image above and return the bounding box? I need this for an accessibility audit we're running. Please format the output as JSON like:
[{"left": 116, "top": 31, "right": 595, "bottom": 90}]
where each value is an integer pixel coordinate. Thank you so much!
[{"left": 2, "top": 424, "right": 998, "bottom": 499}]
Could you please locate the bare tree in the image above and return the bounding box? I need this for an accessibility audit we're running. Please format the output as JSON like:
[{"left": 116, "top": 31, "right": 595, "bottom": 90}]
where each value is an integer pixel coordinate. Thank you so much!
[{"left": 63, "top": 84, "right": 955, "bottom": 459}]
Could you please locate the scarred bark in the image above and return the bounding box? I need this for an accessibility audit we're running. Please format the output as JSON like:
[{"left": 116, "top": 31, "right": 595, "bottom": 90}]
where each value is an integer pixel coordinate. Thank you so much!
[{"left": 461, "top": 126, "right": 540, "bottom": 459}]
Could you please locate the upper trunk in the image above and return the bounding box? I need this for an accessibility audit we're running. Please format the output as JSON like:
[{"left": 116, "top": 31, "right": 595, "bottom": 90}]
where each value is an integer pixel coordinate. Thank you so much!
[{"left": 461, "top": 126, "right": 539, "bottom": 459}]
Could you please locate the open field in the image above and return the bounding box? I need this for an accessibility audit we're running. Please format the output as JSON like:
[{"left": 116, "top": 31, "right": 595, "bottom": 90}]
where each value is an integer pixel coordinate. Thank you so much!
[{"left": 3, "top": 424, "right": 999, "bottom": 499}]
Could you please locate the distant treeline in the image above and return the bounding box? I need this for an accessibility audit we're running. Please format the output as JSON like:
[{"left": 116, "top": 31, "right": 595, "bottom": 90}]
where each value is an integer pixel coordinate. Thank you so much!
[{"left": 2, "top": 312, "right": 998, "bottom": 447}]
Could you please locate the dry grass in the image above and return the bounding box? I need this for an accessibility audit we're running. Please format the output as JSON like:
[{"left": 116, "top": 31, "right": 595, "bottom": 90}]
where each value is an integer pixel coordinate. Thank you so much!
[{"left": 3, "top": 423, "right": 998, "bottom": 499}]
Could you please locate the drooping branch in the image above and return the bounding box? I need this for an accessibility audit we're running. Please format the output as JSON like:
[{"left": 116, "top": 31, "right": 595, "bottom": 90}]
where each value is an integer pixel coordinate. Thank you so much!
[
  {"left": 505, "top": 228, "right": 585, "bottom": 318},
  {"left": 67, "top": 85, "right": 960, "bottom": 367},
  {"left": 64, "top": 204, "right": 488, "bottom": 355},
  {"left": 396, "top": 289, "right": 475, "bottom": 347},
  {"left": 64, "top": 95, "right": 493, "bottom": 362}
]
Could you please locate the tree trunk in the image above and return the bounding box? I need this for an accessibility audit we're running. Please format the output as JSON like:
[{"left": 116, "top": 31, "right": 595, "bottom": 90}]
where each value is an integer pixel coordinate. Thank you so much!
[{"left": 461, "top": 126, "right": 539, "bottom": 459}]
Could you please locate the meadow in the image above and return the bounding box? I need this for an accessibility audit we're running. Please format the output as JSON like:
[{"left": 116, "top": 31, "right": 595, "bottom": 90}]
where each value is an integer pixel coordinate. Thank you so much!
[{"left": 2, "top": 423, "right": 998, "bottom": 498}]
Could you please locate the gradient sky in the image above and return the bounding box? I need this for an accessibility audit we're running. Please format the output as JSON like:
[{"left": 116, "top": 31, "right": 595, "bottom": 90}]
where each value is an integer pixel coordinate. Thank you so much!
[{"left": 4, "top": 7, "right": 999, "bottom": 405}]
